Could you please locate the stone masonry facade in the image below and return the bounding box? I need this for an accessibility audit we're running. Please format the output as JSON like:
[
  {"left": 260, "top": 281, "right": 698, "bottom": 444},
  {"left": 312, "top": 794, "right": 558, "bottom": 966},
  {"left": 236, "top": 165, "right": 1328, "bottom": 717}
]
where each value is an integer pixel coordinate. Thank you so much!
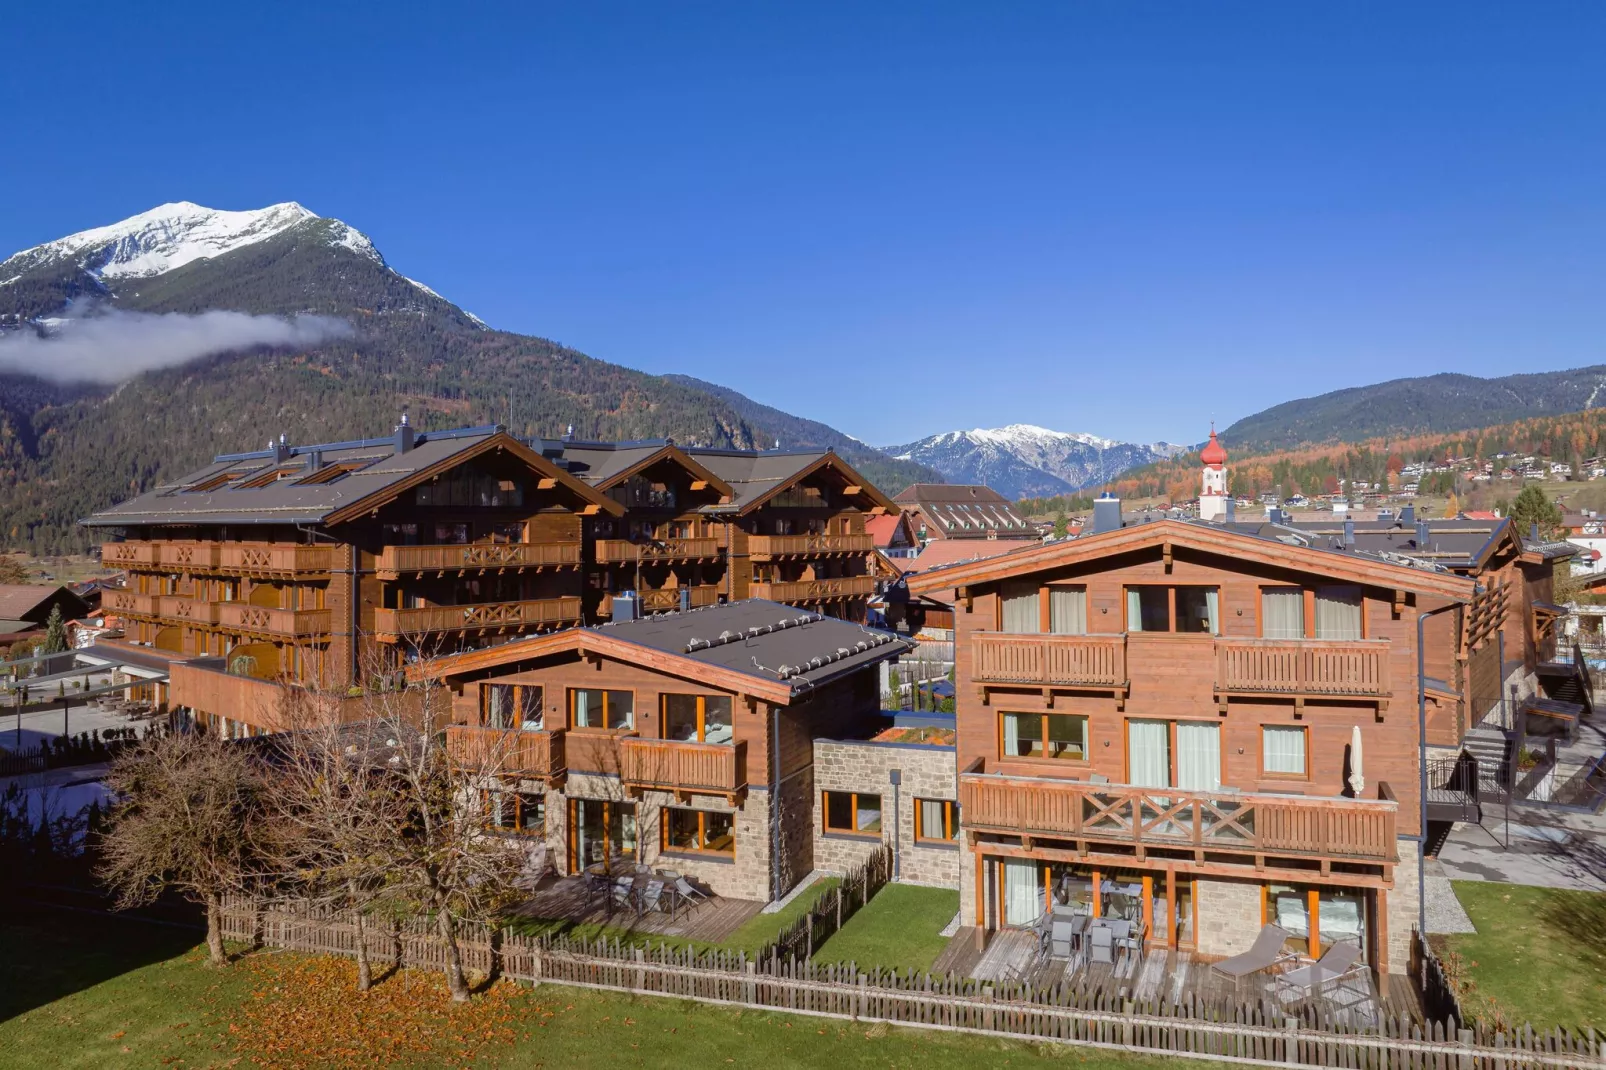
[{"left": 812, "top": 738, "right": 960, "bottom": 888}]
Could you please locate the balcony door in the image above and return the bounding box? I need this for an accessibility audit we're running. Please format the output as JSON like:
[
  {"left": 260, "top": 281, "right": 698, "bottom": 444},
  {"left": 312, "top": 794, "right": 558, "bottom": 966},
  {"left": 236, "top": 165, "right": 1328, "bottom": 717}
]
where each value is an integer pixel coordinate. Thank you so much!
[
  {"left": 568, "top": 798, "right": 636, "bottom": 872},
  {"left": 1000, "top": 583, "right": 1086, "bottom": 634},
  {"left": 1127, "top": 720, "right": 1221, "bottom": 792}
]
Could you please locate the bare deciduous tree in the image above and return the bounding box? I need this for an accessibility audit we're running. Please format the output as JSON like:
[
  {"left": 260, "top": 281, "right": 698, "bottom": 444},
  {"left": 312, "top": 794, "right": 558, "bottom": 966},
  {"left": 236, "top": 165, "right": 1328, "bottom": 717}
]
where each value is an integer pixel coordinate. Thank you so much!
[{"left": 98, "top": 729, "right": 280, "bottom": 965}]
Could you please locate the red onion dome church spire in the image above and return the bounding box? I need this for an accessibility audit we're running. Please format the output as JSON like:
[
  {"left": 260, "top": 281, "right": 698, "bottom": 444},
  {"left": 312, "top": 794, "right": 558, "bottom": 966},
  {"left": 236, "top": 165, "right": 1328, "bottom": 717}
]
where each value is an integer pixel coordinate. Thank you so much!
[{"left": 1199, "top": 426, "right": 1229, "bottom": 521}]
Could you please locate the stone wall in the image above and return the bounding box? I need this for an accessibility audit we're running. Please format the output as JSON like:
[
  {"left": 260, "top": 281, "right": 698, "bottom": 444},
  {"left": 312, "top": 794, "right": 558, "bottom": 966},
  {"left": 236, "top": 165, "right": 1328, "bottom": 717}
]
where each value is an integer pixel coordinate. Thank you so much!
[
  {"left": 1386, "top": 845, "right": 1419, "bottom": 976},
  {"left": 1194, "top": 878, "right": 1264, "bottom": 958},
  {"left": 811, "top": 738, "right": 959, "bottom": 888}
]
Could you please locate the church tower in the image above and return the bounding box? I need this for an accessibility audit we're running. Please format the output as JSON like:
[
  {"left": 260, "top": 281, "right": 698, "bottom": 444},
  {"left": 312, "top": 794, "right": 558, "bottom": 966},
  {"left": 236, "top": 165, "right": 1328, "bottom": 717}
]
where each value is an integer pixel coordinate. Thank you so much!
[{"left": 1198, "top": 427, "right": 1229, "bottom": 522}]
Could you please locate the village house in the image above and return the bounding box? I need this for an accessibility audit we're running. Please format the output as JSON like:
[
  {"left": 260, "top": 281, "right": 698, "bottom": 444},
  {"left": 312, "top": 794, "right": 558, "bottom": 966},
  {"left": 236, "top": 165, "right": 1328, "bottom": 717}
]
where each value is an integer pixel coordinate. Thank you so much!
[{"left": 892, "top": 484, "right": 1037, "bottom": 546}]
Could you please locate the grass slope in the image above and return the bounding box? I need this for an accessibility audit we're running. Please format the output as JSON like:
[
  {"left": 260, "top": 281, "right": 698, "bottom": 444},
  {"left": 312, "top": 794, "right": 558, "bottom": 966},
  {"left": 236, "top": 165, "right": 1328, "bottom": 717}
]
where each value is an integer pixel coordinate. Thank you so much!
[
  {"left": 815, "top": 884, "right": 960, "bottom": 974},
  {"left": 0, "top": 906, "right": 1216, "bottom": 1070},
  {"left": 1435, "top": 881, "right": 1606, "bottom": 1032}
]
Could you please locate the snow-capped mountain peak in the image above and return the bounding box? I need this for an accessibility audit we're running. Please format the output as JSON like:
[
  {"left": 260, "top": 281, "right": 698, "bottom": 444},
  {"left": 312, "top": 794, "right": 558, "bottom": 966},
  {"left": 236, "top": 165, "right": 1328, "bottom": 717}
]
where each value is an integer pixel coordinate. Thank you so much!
[{"left": 887, "top": 423, "right": 1190, "bottom": 499}]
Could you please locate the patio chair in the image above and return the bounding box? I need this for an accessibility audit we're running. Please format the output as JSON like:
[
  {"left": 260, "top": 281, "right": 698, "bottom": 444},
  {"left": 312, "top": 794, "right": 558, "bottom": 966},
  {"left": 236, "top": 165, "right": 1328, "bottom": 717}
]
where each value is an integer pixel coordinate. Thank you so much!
[
  {"left": 641, "top": 879, "right": 667, "bottom": 914},
  {"left": 1209, "top": 924, "right": 1296, "bottom": 991},
  {"left": 673, "top": 876, "right": 711, "bottom": 911},
  {"left": 1088, "top": 924, "right": 1115, "bottom": 966},
  {"left": 1275, "top": 941, "right": 1366, "bottom": 1001},
  {"left": 1049, "top": 919, "right": 1079, "bottom": 961},
  {"left": 609, "top": 876, "right": 635, "bottom": 913}
]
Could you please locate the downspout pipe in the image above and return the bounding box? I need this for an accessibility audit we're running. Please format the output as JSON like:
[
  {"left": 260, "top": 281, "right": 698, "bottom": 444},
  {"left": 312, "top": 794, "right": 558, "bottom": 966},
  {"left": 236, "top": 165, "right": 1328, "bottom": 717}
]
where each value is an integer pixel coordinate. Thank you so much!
[
  {"left": 771, "top": 700, "right": 782, "bottom": 902},
  {"left": 1417, "top": 598, "right": 1462, "bottom": 938}
]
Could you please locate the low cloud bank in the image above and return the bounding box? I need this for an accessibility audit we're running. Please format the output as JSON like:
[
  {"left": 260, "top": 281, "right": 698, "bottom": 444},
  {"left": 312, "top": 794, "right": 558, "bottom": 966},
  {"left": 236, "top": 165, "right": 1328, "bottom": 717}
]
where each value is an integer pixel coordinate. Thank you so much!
[{"left": 0, "top": 305, "right": 354, "bottom": 383}]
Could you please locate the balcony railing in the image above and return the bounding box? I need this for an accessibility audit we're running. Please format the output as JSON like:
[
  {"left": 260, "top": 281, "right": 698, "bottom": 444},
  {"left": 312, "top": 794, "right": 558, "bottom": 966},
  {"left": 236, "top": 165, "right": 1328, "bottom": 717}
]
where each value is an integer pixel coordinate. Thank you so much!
[
  {"left": 104, "top": 589, "right": 159, "bottom": 615},
  {"left": 749, "top": 575, "right": 875, "bottom": 603},
  {"left": 216, "top": 603, "right": 333, "bottom": 637},
  {"left": 598, "top": 585, "right": 721, "bottom": 617},
  {"left": 168, "top": 660, "right": 424, "bottom": 730},
  {"left": 974, "top": 632, "right": 1127, "bottom": 688},
  {"left": 372, "top": 596, "right": 582, "bottom": 639},
  {"left": 102, "top": 542, "right": 161, "bottom": 568},
  {"left": 159, "top": 542, "right": 221, "bottom": 570},
  {"left": 594, "top": 537, "right": 722, "bottom": 564},
  {"left": 959, "top": 761, "right": 1398, "bottom": 865},
  {"left": 217, "top": 543, "right": 335, "bottom": 574},
  {"left": 748, "top": 534, "right": 875, "bottom": 559},
  {"left": 157, "top": 596, "right": 220, "bottom": 625},
  {"left": 375, "top": 541, "right": 580, "bottom": 578},
  {"left": 620, "top": 737, "right": 747, "bottom": 797},
  {"left": 1215, "top": 638, "right": 1391, "bottom": 700},
  {"left": 445, "top": 725, "right": 566, "bottom": 780}
]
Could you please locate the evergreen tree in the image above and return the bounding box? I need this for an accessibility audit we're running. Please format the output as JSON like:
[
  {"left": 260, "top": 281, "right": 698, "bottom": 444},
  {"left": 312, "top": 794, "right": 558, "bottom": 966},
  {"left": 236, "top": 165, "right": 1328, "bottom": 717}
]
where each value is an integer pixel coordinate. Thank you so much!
[
  {"left": 1053, "top": 510, "right": 1069, "bottom": 538},
  {"left": 1509, "top": 485, "right": 1563, "bottom": 541},
  {"left": 41, "top": 605, "right": 67, "bottom": 656}
]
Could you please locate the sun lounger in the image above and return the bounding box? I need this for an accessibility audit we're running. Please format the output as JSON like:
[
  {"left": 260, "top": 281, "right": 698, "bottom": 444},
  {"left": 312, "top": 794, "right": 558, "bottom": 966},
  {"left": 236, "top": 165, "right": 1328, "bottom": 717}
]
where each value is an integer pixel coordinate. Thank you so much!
[
  {"left": 1209, "top": 924, "right": 1296, "bottom": 989},
  {"left": 1275, "top": 941, "right": 1366, "bottom": 1000}
]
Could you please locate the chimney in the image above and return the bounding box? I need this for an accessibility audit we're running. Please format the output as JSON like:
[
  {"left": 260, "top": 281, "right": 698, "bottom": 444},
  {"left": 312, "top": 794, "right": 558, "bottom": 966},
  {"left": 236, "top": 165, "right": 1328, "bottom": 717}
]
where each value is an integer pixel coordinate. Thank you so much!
[
  {"left": 394, "top": 411, "right": 415, "bottom": 455},
  {"left": 1400, "top": 503, "right": 1415, "bottom": 524},
  {"left": 1225, "top": 497, "right": 1236, "bottom": 521},
  {"left": 306, "top": 448, "right": 324, "bottom": 473},
  {"left": 679, "top": 587, "right": 692, "bottom": 612},
  {"left": 613, "top": 590, "right": 639, "bottom": 623},
  {"left": 1091, "top": 495, "right": 1122, "bottom": 535},
  {"left": 1415, "top": 519, "right": 1430, "bottom": 549},
  {"left": 273, "top": 433, "right": 291, "bottom": 464},
  {"left": 1343, "top": 517, "right": 1355, "bottom": 547},
  {"left": 1268, "top": 506, "right": 1284, "bottom": 525},
  {"left": 1530, "top": 521, "right": 1540, "bottom": 543}
]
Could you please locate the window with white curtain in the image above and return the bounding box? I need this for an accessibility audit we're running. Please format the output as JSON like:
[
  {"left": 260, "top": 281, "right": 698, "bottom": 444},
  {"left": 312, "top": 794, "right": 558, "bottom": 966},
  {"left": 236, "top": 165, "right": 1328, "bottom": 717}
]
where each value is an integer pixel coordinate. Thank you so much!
[
  {"left": 1314, "top": 586, "right": 1363, "bottom": 640},
  {"left": 1049, "top": 587, "right": 1087, "bottom": 634},
  {"left": 1002, "top": 858, "right": 1043, "bottom": 926},
  {"left": 1261, "top": 588, "right": 1305, "bottom": 639},
  {"left": 1175, "top": 723, "right": 1221, "bottom": 791},
  {"left": 1000, "top": 581, "right": 1041, "bottom": 634},
  {"left": 1126, "top": 587, "right": 1170, "bottom": 632},
  {"left": 1127, "top": 719, "right": 1172, "bottom": 788},
  {"left": 1262, "top": 725, "right": 1308, "bottom": 777},
  {"left": 1176, "top": 587, "right": 1219, "bottom": 634}
]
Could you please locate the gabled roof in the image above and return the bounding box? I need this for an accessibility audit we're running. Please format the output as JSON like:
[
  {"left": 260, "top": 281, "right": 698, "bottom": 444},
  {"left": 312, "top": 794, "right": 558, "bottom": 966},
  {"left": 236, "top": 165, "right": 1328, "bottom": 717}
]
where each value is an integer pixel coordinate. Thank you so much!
[
  {"left": 420, "top": 599, "right": 914, "bottom": 704},
  {"left": 905, "top": 518, "right": 1478, "bottom": 602},
  {"left": 895, "top": 484, "right": 1033, "bottom": 538},
  {"left": 0, "top": 584, "right": 90, "bottom": 623},
  {"left": 865, "top": 513, "right": 916, "bottom": 549},
  {"left": 1218, "top": 516, "right": 1518, "bottom": 572},
  {"left": 83, "top": 426, "right": 621, "bottom": 528},
  {"left": 548, "top": 442, "right": 733, "bottom": 501}
]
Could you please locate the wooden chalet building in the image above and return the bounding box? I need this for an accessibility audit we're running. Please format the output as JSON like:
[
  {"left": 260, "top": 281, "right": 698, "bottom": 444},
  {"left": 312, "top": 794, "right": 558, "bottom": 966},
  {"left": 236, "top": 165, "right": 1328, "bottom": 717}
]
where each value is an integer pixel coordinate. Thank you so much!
[
  {"left": 905, "top": 504, "right": 1533, "bottom": 977},
  {"left": 83, "top": 422, "right": 622, "bottom": 733},
  {"left": 893, "top": 484, "right": 1037, "bottom": 545},
  {"left": 542, "top": 438, "right": 897, "bottom": 624},
  {"left": 421, "top": 599, "right": 912, "bottom": 902}
]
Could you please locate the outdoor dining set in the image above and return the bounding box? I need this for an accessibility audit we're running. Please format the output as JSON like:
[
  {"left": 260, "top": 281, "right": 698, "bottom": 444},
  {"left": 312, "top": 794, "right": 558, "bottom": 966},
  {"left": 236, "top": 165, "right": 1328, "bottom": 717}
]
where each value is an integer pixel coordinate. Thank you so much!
[
  {"left": 583, "top": 863, "right": 712, "bottom": 921},
  {"left": 1032, "top": 907, "right": 1147, "bottom": 968}
]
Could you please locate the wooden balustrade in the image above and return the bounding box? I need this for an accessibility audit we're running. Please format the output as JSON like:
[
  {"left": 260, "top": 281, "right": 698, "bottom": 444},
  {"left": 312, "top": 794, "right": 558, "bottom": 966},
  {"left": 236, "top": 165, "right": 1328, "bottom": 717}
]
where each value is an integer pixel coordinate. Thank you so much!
[
  {"left": 1215, "top": 638, "right": 1391, "bottom": 700},
  {"left": 445, "top": 725, "right": 566, "bottom": 780},
  {"left": 215, "top": 603, "right": 332, "bottom": 637},
  {"left": 620, "top": 737, "right": 746, "bottom": 798},
  {"left": 973, "top": 632, "right": 1128, "bottom": 687},
  {"left": 104, "top": 589, "right": 158, "bottom": 615},
  {"left": 372, "top": 596, "right": 582, "bottom": 639},
  {"left": 375, "top": 541, "right": 580, "bottom": 578},
  {"left": 594, "top": 537, "right": 722, "bottom": 564},
  {"left": 101, "top": 541, "right": 161, "bottom": 567},
  {"left": 168, "top": 661, "right": 424, "bottom": 730},
  {"left": 749, "top": 576, "right": 875, "bottom": 603},
  {"left": 157, "top": 596, "right": 220, "bottom": 625},
  {"left": 217, "top": 543, "right": 335, "bottom": 574},
  {"left": 159, "top": 541, "right": 221, "bottom": 569},
  {"left": 959, "top": 763, "right": 1397, "bottom": 865},
  {"left": 639, "top": 585, "right": 721, "bottom": 612},
  {"left": 747, "top": 534, "right": 875, "bottom": 559}
]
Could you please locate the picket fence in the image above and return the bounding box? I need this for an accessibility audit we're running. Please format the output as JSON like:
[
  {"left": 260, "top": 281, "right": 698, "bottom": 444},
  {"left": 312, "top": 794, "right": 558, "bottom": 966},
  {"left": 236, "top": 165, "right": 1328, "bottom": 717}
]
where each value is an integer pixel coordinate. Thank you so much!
[
  {"left": 772, "top": 844, "right": 891, "bottom": 961},
  {"left": 219, "top": 894, "right": 1602, "bottom": 1069}
]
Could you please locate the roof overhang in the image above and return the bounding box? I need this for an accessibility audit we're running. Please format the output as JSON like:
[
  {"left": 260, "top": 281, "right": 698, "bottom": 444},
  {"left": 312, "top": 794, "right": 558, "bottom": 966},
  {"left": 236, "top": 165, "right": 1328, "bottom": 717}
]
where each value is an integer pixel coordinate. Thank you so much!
[
  {"left": 734, "top": 453, "right": 900, "bottom": 516},
  {"left": 592, "top": 445, "right": 734, "bottom": 503}
]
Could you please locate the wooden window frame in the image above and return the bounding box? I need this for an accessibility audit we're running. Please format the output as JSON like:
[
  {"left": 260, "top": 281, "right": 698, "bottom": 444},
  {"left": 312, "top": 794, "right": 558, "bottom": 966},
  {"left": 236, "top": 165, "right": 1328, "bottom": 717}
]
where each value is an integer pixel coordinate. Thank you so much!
[
  {"left": 482, "top": 789, "right": 545, "bottom": 836},
  {"left": 1121, "top": 585, "right": 1220, "bottom": 635},
  {"left": 660, "top": 806, "right": 736, "bottom": 858},
  {"left": 1259, "top": 723, "right": 1311, "bottom": 781},
  {"left": 1261, "top": 882, "right": 1364, "bottom": 959},
  {"left": 234, "top": 466, "right": 300, "bottom": 489},
  {"left": 661, "top": 692, "right": 735, "bottom": 744},
  {"left": 480, "top": 682, "right": 544, "bottom": 730},
  {"left": 913, "top": 798, "right": 959, "bottom": 843},
  {"left": 568, "top": 687, "right": 635, "bottom": 731},
  {"left": 1255, "top": 584, "right": 1369, "bottom": 640},
  {"left": 1121, "top": 718, "right": 1227, "bottom": 789},
  {"left": 821, "top": 790, "right": 884, "bottom": 837},
  {"left": 566, "top": 798, "right": 637, "bottom": 871},
  {"left": 997, "top": 711, "right": 1091, "bottom": 765}
]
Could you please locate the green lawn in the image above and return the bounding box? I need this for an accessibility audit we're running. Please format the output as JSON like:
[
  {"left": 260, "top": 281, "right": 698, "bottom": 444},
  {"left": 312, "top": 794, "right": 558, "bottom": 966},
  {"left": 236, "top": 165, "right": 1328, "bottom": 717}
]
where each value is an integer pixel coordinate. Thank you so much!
[
  {"left": 0, "top": 905, "right": 1223, "bottom": 1070},
  {"left": 1436, "top": 881, "right": 1606, "bottom": 1031},
  {"left": 504, "top": 875, "right": 843, "bottom": 958},
  {"left": 815, "top": 883, "right": 960, "bottom": 974}
]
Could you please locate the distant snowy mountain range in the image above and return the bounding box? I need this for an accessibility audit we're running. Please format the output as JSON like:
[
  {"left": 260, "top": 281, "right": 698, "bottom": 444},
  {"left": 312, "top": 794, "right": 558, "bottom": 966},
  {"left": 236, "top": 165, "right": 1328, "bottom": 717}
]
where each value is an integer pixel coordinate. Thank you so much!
[{"left": 887, "top": 424, "right": 1191, "bottom": 498}]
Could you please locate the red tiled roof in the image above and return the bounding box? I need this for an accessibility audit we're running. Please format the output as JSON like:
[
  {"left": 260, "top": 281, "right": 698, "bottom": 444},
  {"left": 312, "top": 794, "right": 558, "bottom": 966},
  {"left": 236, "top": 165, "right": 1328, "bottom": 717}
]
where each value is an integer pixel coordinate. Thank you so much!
[
  {"left": 864, "top": 514, "right": 903, "bottom": 548},
  {"left": 894, "top": 538, "right": 1030, "bottom": 574}
]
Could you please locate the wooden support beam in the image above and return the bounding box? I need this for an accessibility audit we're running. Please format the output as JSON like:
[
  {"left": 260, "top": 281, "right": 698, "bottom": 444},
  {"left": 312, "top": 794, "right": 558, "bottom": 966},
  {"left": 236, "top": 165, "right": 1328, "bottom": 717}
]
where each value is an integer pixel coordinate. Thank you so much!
[
  {"left": 537, "top": 477, "right": 558, "bottom": 490},
  {"left": 1162, "top": 541, "right": 1173, "bottom": 573},
  {"left": 842, "top": 485, "right": 863, "bottom": 496},
  {"left": 1393, "top": 590, "right": 1405, "bottom": 619},
  {"left": 690, "top": 480, "right": 710, "bottom": 491}
]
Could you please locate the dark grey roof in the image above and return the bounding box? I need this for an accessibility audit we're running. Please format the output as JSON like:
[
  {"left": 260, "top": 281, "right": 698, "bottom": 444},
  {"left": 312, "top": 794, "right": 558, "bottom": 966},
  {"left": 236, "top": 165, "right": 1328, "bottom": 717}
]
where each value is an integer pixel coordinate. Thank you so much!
[
  {"left": 548, "top": 443, "right": 669, "bottom": 486},
  {"left": 1207, "top": 518, "right": 1508, "bottom": 570},
  {"left": 536, "top": 437, "right": 833, "bottom": 513},
  {"left": 1524, "top": 541, "right": 1579, "bottom": 561},
  {"left": 83, "top": 426, "right": 506, "bottom": 528},
  {"left": 592, "top": 598, "right": 913, "bottom": 696}
]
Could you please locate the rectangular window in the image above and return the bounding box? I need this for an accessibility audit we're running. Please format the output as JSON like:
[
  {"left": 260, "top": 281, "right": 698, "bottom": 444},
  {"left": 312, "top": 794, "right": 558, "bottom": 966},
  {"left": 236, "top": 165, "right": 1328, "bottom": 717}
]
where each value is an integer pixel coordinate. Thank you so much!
[
  {"left": 1048, "top": 587, "right": 1087, "bottom": 635},
  {"left": 662, "top": 694, "right": 735, "bottom": 744},
  {"left": 663, "top": 807, "right": 736, "bottom": 856},
  {"left": 915, "top": 798, "right": 958, "bottom": 843},
  {"left": 1000, "top": 581, "right": 1040, "bottom": 634},
  {"left": 483, "top": 683, "right": 543, "bottom": 730},
  {"left": 570, "top": 798, "right": 636, "bottom": 868},
  {"left": 1314, "top": 586, "right": 1363, "bottom": 640},
  {"left": 1262, "top": 725, "right": 1308, "bottom": 777},
  {"left": 1126, "top": 586, "right": 1171, "bottom": 632},
  {"left": 1127, "top": 719, "right": 1172, "bottom": 788},
  {"left": 485, "top": 790, "right": 544, "bottom": 834},
  {"left": 483, "top": 684, "right": 515, "bottom": 730},
  {"left": 570, "top": 688, "right": 634, "bottom": 730},
  {"left": 1175, "top": 586, "right": 1219, "bottom": 634},
  {"left": 1261, "top": 587, "right": 1305, "bottom": 639},
  {"left": 1001, "top": 712, "right": 1089, "bottom": 761},
  {"left": 822, "top": 790, "right": 882, "bottom": 835}
]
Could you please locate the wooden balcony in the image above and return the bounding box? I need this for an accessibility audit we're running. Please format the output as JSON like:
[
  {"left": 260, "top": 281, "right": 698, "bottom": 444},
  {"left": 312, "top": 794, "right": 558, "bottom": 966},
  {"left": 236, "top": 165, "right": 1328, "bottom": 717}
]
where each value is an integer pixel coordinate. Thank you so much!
[
  {"left": 215, "top": 603, "right": 333, "bottom": 637},
  {"left": 102, "top": 541, "right": 161, "bottom": 568},
  {"left": 959, "top": 761, "right": 1398, "bottom": 867},
  {"left": 1214, "top": 638, "right": 1391, "bottom": 707},
  {"left": 375, "top": 541, "right": 580, "bottom": 579},
  {"left": 445, "top": 725, "right": 566, "bottom": 782},
  {"left": 157, "top": 596, "right": 220, "bottom": 625},
  {"left": 217, "top": 543, "right": 335, "bottom": 575},
  {"left": 620, "top": 737, "right": 747, "bottom": 801},
  {"left": 749, "top": 575, "right": 875, "bottom": 603},
  {"left": 974, "top": 632, "right": 1127, "bottom": 689},
  {"left": 594, "top": 537, "right": 723, "bottom": 564},
  {"left": 748, "top": 533, "right": 875, "bottom": 559},
  {"left": 168, "top": 660, "right": 422, "bottom": 730},
  {"left": 104, "top": 589, "right": 159, "bottom": 616},
  {"left": 599, "top": 585, "right": 721, "bottom": 617},
  {"left": 159, "top": 541, "right": 221, "bottom": 570},
  {"left": 372, "top": 596, "right": 582, "bottom": 640}
]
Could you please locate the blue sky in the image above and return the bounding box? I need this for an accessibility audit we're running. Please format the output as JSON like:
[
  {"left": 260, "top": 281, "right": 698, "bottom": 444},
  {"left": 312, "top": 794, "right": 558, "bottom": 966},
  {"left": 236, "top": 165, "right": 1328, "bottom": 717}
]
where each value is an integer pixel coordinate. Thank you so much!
[{"left": 2, "top": 3, "right": 1603, "bottom": 447}]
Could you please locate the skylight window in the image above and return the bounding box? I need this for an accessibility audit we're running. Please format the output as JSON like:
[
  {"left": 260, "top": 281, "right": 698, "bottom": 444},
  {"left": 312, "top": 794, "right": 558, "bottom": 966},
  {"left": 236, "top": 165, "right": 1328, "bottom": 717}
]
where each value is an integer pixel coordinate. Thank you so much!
[
  {"left": 235, "top": 466, "right": 301, "bottom": 489},
  {"left": 295, "top": 461, "right": 369, "bottom": 486},
  {"left": 184, "top": 472, "right": 243, "bottom": 493}
]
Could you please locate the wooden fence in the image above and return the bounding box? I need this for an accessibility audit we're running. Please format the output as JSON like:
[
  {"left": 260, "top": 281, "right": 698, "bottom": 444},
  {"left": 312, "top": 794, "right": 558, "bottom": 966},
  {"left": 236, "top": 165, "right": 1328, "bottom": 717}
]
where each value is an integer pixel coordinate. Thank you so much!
[
  {"left": 772, "top": 844, "right": 891, "bottom": 961},
  {"left": 1410, "top": 929, "right": 1464, "bottom": 1032},
  {"left": 218, "top": 892, "right": 1604, "bottom": 1069}
]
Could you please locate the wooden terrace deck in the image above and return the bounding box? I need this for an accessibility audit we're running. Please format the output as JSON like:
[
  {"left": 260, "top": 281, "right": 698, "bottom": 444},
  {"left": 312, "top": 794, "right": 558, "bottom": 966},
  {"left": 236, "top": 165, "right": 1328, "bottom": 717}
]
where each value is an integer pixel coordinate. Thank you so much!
[
  {"left": 931, "top": 928, "right": 1422, "bottom": 1029},
  {"left": 509, "top": 874, "right": 765, "bottom": 944}
]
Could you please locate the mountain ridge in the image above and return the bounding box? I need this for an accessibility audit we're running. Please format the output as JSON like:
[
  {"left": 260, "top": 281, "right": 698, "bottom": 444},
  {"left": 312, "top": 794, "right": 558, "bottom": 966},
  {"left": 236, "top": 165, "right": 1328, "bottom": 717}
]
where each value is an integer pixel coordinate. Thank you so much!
[{"left": 886, "top": 423, "right": 1189, "bottom": 499}]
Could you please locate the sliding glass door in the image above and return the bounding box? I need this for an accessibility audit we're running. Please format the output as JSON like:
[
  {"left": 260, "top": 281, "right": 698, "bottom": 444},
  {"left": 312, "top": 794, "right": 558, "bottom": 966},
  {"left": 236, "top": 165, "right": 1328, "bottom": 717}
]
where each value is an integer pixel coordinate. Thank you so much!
[{"left": 1127, "top": 720, "right": 1220, "bottom": 791}]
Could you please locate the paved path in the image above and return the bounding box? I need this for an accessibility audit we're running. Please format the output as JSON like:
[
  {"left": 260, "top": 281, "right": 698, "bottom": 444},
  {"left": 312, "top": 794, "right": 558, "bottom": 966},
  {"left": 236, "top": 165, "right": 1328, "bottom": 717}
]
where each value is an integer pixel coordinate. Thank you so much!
[{"left": 1437, "top": 810, "right": 1606, "bottom": 892}]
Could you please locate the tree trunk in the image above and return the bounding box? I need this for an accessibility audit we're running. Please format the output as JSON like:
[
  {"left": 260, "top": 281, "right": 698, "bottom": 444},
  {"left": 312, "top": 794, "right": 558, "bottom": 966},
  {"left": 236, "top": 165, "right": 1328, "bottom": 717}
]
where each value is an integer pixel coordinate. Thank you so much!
[
  {"left": 352, "top": 894, "right": 372, "bottom": 992},
  {"left": 435, "top": 908, "right": 469, "bottom": 1002},
  {"left": 204, "top": 893, "right": 227, "bottom": 966}
]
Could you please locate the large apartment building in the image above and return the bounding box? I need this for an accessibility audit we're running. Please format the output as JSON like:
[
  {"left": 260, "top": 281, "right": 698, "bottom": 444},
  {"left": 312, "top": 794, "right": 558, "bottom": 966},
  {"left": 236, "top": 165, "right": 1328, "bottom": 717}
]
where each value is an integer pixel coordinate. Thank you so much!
[{"left": 83, "top": 421, "right": 896, "bottom": 733}]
